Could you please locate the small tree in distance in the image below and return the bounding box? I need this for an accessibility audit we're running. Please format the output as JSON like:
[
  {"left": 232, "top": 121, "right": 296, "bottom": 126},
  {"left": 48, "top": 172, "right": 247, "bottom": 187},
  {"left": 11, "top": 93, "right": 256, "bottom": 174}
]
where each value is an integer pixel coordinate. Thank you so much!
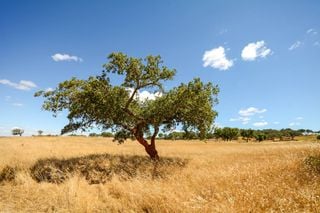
[
  {"left": 38, "top": 130, "right": 43, "bottom": 136},
  {"left": 12, "top": 128, "right": 24, "bottom": 136},
  {"left": 214, "top": 127, "right": 239, "bottom": 141},
  {"left": 35, "top": 53, "right": 219, "bottom": 159},
  {"left": 240, "top": 129, "right": 255, "bottom": 142}
]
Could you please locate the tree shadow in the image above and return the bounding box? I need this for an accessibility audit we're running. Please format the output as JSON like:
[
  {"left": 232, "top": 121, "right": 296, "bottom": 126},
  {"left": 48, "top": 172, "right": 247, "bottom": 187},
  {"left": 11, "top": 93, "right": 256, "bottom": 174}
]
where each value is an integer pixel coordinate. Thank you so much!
[{"left": 30, "top": 154, "right": 188, "bottom": 184}]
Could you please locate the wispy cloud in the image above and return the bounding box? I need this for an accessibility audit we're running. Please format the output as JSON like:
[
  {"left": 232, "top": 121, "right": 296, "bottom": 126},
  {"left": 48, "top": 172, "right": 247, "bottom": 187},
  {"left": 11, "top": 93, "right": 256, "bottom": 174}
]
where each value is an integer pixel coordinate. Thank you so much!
[
  {"left": 241, "top": 40, "right": 272, "bottom": 61},
  {"left": 218, "top": 29, "right": 228, "bottom": 35},
  {"left": 295, "top": 116, "right": 303, "bottom": 120},
  {"left": 314, "top": 41, "right": 320, "bottom": 47},
  {"left": 289, "top": 122, "right": 300, "bottom": 126},
  {"left": 229, "top": 117, "right": 251, "bottom": 124},
  {"left": 239, "top": 107, "right": 267, "bottom": 117},
  {"left": 52, "top": 53, "right": 83, "bottom": 62},
  {"left": 0, "top": 79, "right": 37, "bottom": 91},
  {"left": 253, "top": 121, "right": 268, "bottom": 127},
  {"left": 289, "top": 41, "right": 303, "bottom": 51},
  {"left": 306, "top": 28, "right": 318, "bottom": 35},
  {"left": 203, "top": 46, "right": 234, "bottom": 70},
  {"left": 230, "top": 107, "right": 267, "bottom": 125},
  {"left": 5, "top": 96, "right": 11, "bottom": 101},
  {"left": 12, "top": 103, "right": 23, "bottom": 107}
]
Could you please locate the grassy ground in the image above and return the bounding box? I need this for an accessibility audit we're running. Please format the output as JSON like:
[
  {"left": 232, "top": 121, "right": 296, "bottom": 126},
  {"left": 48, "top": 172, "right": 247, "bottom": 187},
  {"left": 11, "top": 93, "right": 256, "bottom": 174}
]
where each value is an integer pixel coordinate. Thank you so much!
[{"left": 0, "top": 136, "right": 319, "bottom": 212}]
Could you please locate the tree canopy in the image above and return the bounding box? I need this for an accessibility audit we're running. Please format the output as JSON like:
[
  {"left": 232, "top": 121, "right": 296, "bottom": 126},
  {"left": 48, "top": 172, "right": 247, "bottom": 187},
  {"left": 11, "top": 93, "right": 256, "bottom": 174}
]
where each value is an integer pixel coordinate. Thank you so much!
[
  {"left": 12, "top": 128, "right": 24, "bottom": 136},
  {"left": 35, "top": 53, "right": 219, "bottom": 159}
]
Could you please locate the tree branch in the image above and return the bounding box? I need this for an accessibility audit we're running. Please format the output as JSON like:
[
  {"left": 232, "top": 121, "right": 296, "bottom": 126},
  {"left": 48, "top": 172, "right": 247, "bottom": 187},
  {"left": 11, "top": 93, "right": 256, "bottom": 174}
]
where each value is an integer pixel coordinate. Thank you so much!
[{"left": 125, "top": 87, "right": 138, "bottom": 109}]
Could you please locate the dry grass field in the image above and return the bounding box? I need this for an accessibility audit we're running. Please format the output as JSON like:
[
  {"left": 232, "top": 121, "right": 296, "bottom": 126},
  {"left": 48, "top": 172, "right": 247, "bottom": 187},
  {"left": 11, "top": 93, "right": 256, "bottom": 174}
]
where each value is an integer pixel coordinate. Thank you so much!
[{"left": 0, "top": 136, "right": 319, "bottom": 212}]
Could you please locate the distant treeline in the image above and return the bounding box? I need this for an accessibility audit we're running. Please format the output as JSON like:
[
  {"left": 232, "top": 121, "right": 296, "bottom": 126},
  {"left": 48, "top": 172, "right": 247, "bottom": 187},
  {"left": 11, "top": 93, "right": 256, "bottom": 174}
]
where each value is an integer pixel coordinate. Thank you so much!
[
  {"left": 88, "top": 132, "right": 114, "bottom": 137},
  {"left": 36, "top": 128, "right": 320, "bottom": 142},
  {"left": 157, "top": 128, "right": 320, "bottom": 142}
]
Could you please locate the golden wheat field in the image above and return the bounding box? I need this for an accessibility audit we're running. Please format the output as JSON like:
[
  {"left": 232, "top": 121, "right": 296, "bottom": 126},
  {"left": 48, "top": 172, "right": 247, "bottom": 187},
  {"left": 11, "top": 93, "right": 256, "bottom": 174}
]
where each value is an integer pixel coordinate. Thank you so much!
[{"left": 0, "top": 136, "right": 319, "bottom": 212}]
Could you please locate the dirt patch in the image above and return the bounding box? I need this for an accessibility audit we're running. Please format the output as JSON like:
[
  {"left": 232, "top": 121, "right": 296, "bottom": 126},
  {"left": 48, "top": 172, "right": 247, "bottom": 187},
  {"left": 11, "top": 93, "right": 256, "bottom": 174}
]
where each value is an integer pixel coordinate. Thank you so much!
[{"left": 30, "top": 154, "right": 188, "bottom": 184}]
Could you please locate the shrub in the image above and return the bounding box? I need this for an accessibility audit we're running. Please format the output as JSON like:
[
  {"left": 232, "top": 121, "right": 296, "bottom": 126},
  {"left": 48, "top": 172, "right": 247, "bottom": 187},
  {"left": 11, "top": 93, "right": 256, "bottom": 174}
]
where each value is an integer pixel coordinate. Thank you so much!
[
  {"left": 304, "top": 155, "right": 320, "bottom": 174},
  {"left": 30, "top": 154, "right": 188, "bottom": 184},
  {"left": 317, "top": 135, "right": 320, "bottom": 141},
  {"left": 0, "top": 166, "right": 16, "bottom": 183}
]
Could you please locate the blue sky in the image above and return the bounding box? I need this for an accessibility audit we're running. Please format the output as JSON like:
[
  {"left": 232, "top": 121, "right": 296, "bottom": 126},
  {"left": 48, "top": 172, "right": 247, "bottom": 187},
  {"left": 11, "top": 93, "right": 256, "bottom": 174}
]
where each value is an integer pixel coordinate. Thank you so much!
[{"left": 0, "top": 0, "right": 319, "bottom": 135}]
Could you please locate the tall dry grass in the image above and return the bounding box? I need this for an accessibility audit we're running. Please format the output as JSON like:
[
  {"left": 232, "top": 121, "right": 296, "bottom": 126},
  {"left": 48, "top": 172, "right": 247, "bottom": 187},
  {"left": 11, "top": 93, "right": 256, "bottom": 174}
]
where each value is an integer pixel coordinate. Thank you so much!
[{"left": 0, "top": 136, "right": 319, "bottom": 212}]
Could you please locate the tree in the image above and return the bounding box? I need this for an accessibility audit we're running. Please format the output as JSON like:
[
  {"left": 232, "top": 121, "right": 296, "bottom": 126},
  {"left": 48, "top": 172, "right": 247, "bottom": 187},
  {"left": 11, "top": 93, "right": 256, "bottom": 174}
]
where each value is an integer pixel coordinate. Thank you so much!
[
  {"left": 101, "top": 132, "right": 114, "bottom": 137},
  {"left": 12, "top": 128, "right": 24, "bottom": 136},
  {"left": 35, "top": 53, "right": 219, "bottom": 159},
  {"left": 280, "top": 128, "right": 301, "bottom": 141},
  {"left": 255, "top": 132, "right": 267, "bottom": 142},
  {"left": 317, "top": 135, "right": 320, "bottom": 141},
  {"left": 240, "top": 129, "right": 254, "bottom": 142},
  {"left": 157, "top": 133, "right": 164, "bottom": 139},
  {"left": 38, "top": 130, "right": 43, "bottom": 136},
  {"left": 262, "top": 129, "right": 281, "bottom": 141},
  {"left": 214, "top": 127, "right": 239, "bottom": 141}
]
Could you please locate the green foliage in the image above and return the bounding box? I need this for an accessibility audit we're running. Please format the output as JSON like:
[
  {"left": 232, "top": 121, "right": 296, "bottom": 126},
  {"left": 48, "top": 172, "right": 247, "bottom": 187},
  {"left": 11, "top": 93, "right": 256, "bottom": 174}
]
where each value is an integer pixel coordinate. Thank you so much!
[
  {"left": 260, "top": 129, "right": 280, "bottom": 141},
  {"left": 254, "top": 132, "right": 267, "bottom": 142},
  {"left": 101, "top": 132, "right": 114, "bottom": 137},
  {"left": 35, "top": 52, "right": 219, "bottom": 146},
  {"left": 214, "top": 127, "right": 239, "bottom": 141},
  {"left": 240, "top": 129, "right": 255, "bottom": 142},
  {"left": 38, "top": 130, "right": 43, "bottom": 136},
  {"left": 163, "top": 132, "right": 184, "bottom": 140},
  {"left": 280, "top": 128, "right": 302, "bottom": 140},
  {"left": 11, "top": 128, "right": 24, "bottom": 136},
  {"left": 157, "top": 133, "right": 164, "bottom": 139}
]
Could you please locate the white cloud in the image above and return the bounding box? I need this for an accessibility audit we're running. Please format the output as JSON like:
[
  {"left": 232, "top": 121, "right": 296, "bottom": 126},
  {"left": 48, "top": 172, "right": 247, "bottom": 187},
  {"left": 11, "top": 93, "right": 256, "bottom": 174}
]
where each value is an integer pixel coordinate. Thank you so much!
[
  {"left": 0, "top": 79, "right": 37, "bottom": 91},
  {"left": 203, "top": 46, "right": 233, "bottom": 70},
  {"left": 138, "top": 91, "right": 162, "bottom": 101},
  {"left": 45, "top": 87, "right": 54, "bottom": 92},
  {"left": 253, "top": 121, "right": 268, "bottom": 127},
  {"left": 126, "top": 88, "right": 162, "bottom": 102},
  {"left": 289, "top": 122, "right": 300, "bottom": 126},
  {"left": 241, "top": 40, "right": 272, "bottom": 61},
  {"left": 296, "top": 116, "right": 303, "bottom": 120},
  {"left": 289, "top": 41, "right": 302, "bottom": 51},
  {"left": 229, "top": 117, "right": 250, "bottom": 124},
  {"left": 306, "top": 28, "right": 317, "bottom": 35},
  {"left": 52, "top": 53, "right": 83, "bottom": 62},
  {"left": 239, "top": 107, "right": 267, "bottom": 117}
]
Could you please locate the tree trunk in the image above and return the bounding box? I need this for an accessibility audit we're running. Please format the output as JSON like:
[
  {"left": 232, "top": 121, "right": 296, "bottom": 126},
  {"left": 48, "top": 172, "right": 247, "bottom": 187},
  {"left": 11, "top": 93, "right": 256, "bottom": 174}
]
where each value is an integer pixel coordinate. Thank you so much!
[
  {"left": 136, "top": 137, "right": 159, "bottom": 160},
  {"left": 133, "top": 125, "right": 160, "bottom": 160},
  {"left": 145, "top": 144, "right": 159, "bottom": 160}
]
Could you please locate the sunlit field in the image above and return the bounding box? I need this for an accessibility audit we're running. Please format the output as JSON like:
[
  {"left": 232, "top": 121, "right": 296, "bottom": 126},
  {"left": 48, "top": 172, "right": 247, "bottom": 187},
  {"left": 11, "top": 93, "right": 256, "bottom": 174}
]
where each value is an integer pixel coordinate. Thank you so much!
[{"left": 0, "top": 136, "right": 319, "bottom": 212}]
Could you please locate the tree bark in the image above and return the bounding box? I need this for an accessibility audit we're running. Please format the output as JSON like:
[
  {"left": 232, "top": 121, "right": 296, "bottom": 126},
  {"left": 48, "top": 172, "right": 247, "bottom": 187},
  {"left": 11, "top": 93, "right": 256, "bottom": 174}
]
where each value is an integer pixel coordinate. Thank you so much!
[
  {"left": 136, "top": 137, "right": 159, "bottom": 160},
  {"left": 133, "top": 125, "right": 160, "bottom": 160}
]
